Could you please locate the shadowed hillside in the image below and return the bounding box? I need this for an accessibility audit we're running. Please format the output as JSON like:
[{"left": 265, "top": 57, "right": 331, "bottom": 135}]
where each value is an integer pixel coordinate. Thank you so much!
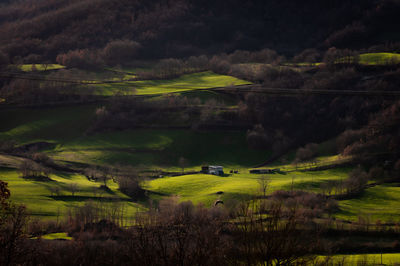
[{"left": 0, "top": 0, "right": 388, "bottom": 61}]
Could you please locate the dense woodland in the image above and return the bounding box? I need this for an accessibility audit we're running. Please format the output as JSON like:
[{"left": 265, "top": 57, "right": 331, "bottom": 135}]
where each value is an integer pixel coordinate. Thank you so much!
[
  {"left": 0, "top": 0, "right": 399, "bottom": 62},
  {"left": 1, "top": 0, "right": 400, "bottom": 265}
]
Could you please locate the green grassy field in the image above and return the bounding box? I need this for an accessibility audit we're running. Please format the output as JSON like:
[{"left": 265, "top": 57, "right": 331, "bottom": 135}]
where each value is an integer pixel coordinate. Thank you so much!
[
  {"left": 145, "top": 168, "right": 350, "bottom": 207},
  {"left": 0, "top": 105, "right": 269, "bottom": 168},
  {"left": 2, "top": 103, "right": 400, "bottom": 224},
  {"left": 316, "top": 253, "right": 400, "bottom": 265},
  {"left": 52, "top": 129, "right": 271, "bottom": 167},
  {"left": 18, "top": 64, "right": 65, "bottom": 72},
  {"left": 89, "top": 71, "right": 251, "bottom": 96},
  {"left": 33, "top": 232, "right": 72, "bottom": 240},
  {"left": 2, "top": 65, "right": 400, "bottom": 226},
  {"left": 359, "top": 52, "right": 400, "bottom": 65},
  {"left": 0, "top": 168, "right": 145, "bottom": 221},
  {"left": 0, "top": 105, "right": 97, "bottom": 144},
  {"left": 145, "top": 166, "right": 400, "bottom": 224},
  {"left": 336, "top": 183, "right": 400, "bottom": 223},
  {"left": 41, "top": 232, "right": 72, "bottom": 240},
  {"left": 293, "top": 52, "right": 400, "bottom": 67}
]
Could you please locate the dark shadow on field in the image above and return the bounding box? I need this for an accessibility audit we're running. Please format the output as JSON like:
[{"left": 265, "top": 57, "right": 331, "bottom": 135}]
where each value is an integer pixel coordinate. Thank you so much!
[
  {"left": 49, "top": 195, "right": 132, "bottom": 202},
  {"left": 282, "top": 180, "right": 323, "bottom": 191},
  {"left": 219, "top": 192, "right": 256, "bottom": 203},
  {"left": 145, "top": 190, "right": 169, "bottom": 197},
  {"left": 138, "top": 190, "right": 174, "bottom": 208},
  {"left": 99, "top": 185, "right": 116, "bottom": 195},
  {"left": 23, "top": 175, "right": 54, "bottom": 182},
  {"left": 335, "top": 208, "right": 354, "bottom": 218},
  {"left": 54, "top": 172, "right": 73, "bottom": 179},
  {"left": 59, "top": 161, "right": 92, "bottom": 170}
]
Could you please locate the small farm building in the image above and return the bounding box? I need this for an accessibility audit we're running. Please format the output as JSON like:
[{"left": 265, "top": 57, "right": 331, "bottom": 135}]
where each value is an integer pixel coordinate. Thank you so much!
[
  {"left": 249, "top": 169, "right": 279, "bottom": 174},
  {"left": 202, "top": 165, "right": 224, "bottom": 176}
]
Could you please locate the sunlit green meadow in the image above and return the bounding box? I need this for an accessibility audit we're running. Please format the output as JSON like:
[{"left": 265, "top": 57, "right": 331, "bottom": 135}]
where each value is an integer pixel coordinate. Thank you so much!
[
  {"left": 18, "top": 64, "right": 65, "bottom": 72},
  {"left": 144, "top": 168, "right": 350, "bottom": 207},
  {"left": 89, "top": 71, "right": 251, "bottom": 96},
  {"left": 316, "top": 253, "right": 400, "bottom": 265},
  {"left": 359, "top": 52, "right": 400, "bottom": 65},
  {"left": 0, "top": 168, "right": 146, "bottom": 221},
  {"left": 336, "top": 183, "right": 400, "bottom": 223}
]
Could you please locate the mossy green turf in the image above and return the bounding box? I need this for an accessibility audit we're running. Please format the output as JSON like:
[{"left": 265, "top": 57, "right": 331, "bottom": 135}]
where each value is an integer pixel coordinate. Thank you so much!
[
  {"left": 88, "top": 71, "right": 251, "bottom": 96},
  {"left": 144, "top": 168, "right": 350, "bottom": 207},
  {"left": 294, "top": 52, "right": 400, "bottom": 66},
  {"left": 0, "top": 105, "right": 97, "bottom": 144},
  {"left": 316, "top": 253, "right": 400, "bottom": 265},
  {"left": 32, "top": 232, "right": 72, "bottom": 240},
  {"left": 0, "top": 168, "right": 145, "bottom": 221},
  {"left": 53, "top": 129, "right": 270, "bottom": 167},
  {"left": 359, "top": 52, "right": 400, "bottom": 65},
  {"left": 336, "top": 183, "right": 400, "bottom": 223},
  {"left": 0, "top": 105, "right": 269, "bottom": 168},
  {"left": 18, "top": 64, "right": 65, "bottom": 72},
  {"left": 41, "top": 232, "right": 72, "bottom": 240}
]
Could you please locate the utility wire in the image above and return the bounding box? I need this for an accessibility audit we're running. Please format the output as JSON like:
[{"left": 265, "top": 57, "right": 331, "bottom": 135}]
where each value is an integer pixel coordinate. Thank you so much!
[
  {"left": 0, "top": 71, "right": 141, "bottom": 84},
  {"left": 213, "top": 85, "right": 400, "bottom": 97},
  {"left": 2, "top": 71, "right": 400, "bottom": 97}
]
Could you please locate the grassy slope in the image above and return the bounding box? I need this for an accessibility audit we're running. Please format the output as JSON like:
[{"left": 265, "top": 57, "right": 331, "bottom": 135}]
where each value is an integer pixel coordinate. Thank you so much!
[
  {"left": 316, "top": 253, "right": 400, "bottom": 265},
  {"left": 2, "top": 68, "right": 400, "bottom": 224},
  {"left": 145, "top": 168, "right": 350, "bottom": 207},
  {"left": 89, "top": 71, "right": 251, "bottom": 96},
  {"left": 18, "top": 64, "right": 65, "bottom": 72},
  {"left": 0, "top": 168, "right": 145, "bottom": 221},
  {"left": 336, "top": 183, "right": 400, "bottom": 222},
  {"left": 359, "top": 52, "right": 400, "bottom": 65},
  {"left": 0, "top": 105, "right": 269, "bottom": 168},
  {"left": 53, "top": 129, "right": 270, "bottom": 167},
  {"left": 0, "top": 103, "right": 396, "bottom": 223},
  {"left": 145, "top": 164, "right": 400, "bottom": 223},
  {"left": 0, "top": 104, "right": 97, "bottom": 144},
  {"left": 36, "top": 232, "right": 72, "bottom": 240}
]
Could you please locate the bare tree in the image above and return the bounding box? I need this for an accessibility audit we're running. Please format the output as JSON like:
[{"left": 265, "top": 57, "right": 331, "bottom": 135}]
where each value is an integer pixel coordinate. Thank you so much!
[
  {"left": 68, "top": 183, "right": 79, "bottom": 196},
  {"left": 49, "top": 186, "right": 61, "bottom": 197},
  {"left": 258, "top": 175, "right": 271, "bottom": 198}
]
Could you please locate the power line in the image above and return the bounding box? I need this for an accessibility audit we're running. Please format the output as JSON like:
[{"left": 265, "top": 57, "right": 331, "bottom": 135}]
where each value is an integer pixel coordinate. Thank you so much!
[
  {"left": 0, "top": 71, "right": 141, "bottom": 85},
  {"left": 213, "top": 85, "right": 400, "bottom": 97},
  {"left": 2, "top": 71, "right": 400, "bottom": 97}
]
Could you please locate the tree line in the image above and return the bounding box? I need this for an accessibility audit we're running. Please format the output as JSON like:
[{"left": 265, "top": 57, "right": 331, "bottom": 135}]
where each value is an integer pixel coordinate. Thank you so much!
[{"left": 2, "top": 178, "right": 400, "bottom": 266}]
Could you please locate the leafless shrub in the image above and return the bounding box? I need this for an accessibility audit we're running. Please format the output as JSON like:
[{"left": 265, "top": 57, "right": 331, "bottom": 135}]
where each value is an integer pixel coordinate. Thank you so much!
[
  {"left": 68, "top": 183, "right": 78, "bottom": 196},
  {"left": 102, "top": 39, "right": 141, "bottom": 66},
  {"left": 294, "top": 143, "right": 318, "bottom": 163},
  {"left": 344, "top": 167, "right": 368, "bottom": 195},
  {"left": 246, "top": 124, "right": 272, "bottom": 150},
  {"left": 56, "top": 49, "right": 104, "bottom": 70}
]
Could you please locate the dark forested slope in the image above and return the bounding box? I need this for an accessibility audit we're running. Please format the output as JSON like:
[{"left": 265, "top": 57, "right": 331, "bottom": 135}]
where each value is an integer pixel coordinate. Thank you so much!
[{"left": 2, "top": 0, "right": 397, "bottom": 61}]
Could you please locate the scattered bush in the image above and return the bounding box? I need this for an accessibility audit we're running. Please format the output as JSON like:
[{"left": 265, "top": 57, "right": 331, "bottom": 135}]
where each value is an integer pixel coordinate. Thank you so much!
[
  {"left": 116, "top": 175, "right": 145, "bottom": 200},
  {"left": 18, "top": 160, "right": 52, "bottom": 179},
  {"left": 56, "top": 49, "right": 104, "bottom": 70},
  {"left": 293, "top": 48, "right": 321, "bottom": 63},
  {"left": 345, "top": 167, "right": 368, "bottom": 195},
  {"left": 246, "top": 124, "right": 271, "bottom": 150},
  {"left": 295, "top": 143, "right": 318, "bottom": 163},
  {"left": 102, "top": 40, "right": 141, "bottom": 66},
  {"left": 0, "top": 50, "right": 9, "bottom": 69}
]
